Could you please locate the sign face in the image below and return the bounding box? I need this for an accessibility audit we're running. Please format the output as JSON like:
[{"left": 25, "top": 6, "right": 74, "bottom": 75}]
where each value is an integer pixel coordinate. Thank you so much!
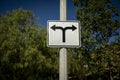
[{"left": 47, "top": 21, "right": 80, "bottom": 47}]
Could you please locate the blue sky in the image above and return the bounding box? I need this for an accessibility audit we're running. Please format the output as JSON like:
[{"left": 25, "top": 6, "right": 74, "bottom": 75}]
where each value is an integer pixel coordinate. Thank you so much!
[
  {"left": 0, "top": 0, "right": 120, "bottom": 27},
  {"left": 0, "top": 0, "right": 76, "bottom": 26}
]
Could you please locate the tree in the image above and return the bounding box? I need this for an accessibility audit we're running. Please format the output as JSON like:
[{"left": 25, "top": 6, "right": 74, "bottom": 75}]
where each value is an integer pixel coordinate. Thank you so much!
[
  {"left": 0, "top": 8, "right": 59, "bottom": 80},
  {"left": 69, "top": 0, "right": 120, "bottom": 79},
  {"left": 76, "top": 0, "right": 119, "bottom": 48}
]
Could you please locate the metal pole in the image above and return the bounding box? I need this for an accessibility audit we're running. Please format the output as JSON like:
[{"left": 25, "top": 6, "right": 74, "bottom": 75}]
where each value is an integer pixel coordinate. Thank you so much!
[
  {"left": 59, "top": 0, "right": 67, "bottom": 80},
  {"left": 60, "top": 0, "right": 66, "bottom": 21},
  {"left": 59, "top": 48, "right": 67, "bottom": 80}
]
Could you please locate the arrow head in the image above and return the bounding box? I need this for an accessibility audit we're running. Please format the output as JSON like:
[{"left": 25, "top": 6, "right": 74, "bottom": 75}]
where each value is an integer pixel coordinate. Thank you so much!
[
  {"left": 51, "top": 25, "right": 56, "bottom": 31},
  {"left": 72, "top": 25, "right": 77, "bottom": 31}
]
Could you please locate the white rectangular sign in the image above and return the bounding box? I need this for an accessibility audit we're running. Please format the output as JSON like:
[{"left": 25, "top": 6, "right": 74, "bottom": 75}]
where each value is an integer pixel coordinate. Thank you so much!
[{"left": 47, "top": 21, "right": 80, "bottom": 47}]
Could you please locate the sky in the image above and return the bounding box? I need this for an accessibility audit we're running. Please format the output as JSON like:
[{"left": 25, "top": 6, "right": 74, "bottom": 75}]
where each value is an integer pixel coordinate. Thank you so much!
[
  {"left": 0, "top": 0, "right": 76, "bottom": 26},
  {"left": 0, "top": 0, "right": 120, "bottom": 27}
]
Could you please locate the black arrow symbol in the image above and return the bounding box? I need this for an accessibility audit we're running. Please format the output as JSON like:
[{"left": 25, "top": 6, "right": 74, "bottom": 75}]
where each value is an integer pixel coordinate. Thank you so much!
[
  {"left": 51, "top": 25, "right": 77, "bottom": 42},
  {"left": 64, "top": 25, "right": 77, "bottom": 31},
  {"left": 51, "top": 25, "right": 63, "bottom": 31}
]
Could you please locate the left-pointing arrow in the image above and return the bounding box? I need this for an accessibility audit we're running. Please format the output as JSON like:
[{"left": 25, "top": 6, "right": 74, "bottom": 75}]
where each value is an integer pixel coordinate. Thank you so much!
[
  {"left": 51, "top": 25, "right": 63, "bottom": 31},
  {"left": 51, "top": 25, "right": 56, "bottom": 31}
]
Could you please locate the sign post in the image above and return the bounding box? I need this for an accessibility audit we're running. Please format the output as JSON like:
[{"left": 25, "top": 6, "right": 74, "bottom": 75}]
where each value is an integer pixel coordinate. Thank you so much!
[
  {"left": 47, "top": 0, "right": 80, "bottom": 80},
  {"left": 60, "top": 0, "right": 67, "bottom": 80}
]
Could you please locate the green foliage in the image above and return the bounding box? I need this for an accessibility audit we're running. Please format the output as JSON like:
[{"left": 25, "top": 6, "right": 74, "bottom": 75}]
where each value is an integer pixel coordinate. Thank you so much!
[
  {"left": 76, "top": 0, "right": 120, "bottom": 48},
  {"left": 70, "top": 0, "right": 120, "bottom": 80},
  {"left": 0, "top": 8, "right": 59, "bottom": 80}
]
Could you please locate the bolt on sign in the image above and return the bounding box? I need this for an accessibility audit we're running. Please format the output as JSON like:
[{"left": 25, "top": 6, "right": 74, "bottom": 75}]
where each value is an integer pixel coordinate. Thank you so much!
[{"left": 47, "top": 20, "right": 81, "bottom": 47}]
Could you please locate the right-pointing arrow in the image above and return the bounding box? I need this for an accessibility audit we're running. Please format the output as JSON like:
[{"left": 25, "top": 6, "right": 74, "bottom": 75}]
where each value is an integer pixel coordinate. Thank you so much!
[
  {"left": 72, "top": 25, "right": 77, "bottom": 31},
  {"left": 64, "top": 25, "right": 77, "bottom": 31}
]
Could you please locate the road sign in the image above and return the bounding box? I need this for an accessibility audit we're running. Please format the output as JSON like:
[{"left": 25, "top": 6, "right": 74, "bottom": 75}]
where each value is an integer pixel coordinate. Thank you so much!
[{"left": 47, "top": 21, "right": 80, "bottom": 47}]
